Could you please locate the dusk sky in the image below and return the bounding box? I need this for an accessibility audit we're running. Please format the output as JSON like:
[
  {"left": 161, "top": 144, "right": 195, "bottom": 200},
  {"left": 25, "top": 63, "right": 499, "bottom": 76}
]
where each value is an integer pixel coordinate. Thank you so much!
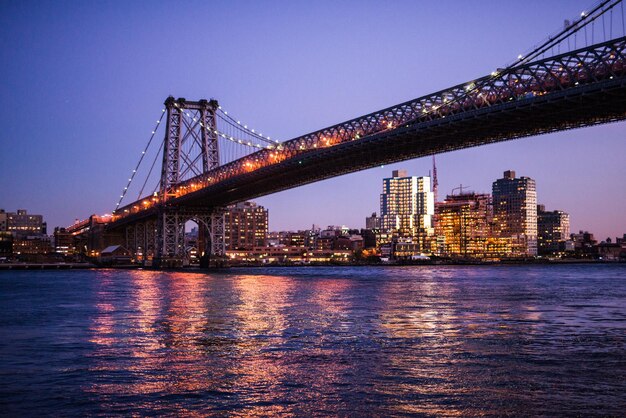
[{"left": 1, "top": 0, "right": 624, "bottom": 240}]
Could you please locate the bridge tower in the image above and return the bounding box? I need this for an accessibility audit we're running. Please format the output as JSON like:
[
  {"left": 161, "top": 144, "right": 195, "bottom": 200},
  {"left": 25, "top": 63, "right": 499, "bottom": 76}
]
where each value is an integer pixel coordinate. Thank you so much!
[{"left": 154, "top": 96, "right": 226, "bottom": 267}]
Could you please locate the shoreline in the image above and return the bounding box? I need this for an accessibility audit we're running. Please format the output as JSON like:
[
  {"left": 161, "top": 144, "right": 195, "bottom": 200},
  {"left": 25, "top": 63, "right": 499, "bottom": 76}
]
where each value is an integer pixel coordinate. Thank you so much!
[{"left": 1, "top": 259, "right": 623, "bottom": 271}]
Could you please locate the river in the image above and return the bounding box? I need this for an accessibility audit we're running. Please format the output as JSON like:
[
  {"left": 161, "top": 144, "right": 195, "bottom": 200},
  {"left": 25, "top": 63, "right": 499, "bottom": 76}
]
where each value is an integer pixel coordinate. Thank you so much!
[{"left": 1, "top": 265, "right": 625, "bottom": 416}]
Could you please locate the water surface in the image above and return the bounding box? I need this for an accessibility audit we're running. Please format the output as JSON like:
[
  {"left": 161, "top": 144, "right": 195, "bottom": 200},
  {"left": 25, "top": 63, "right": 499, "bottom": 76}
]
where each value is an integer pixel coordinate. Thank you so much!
[{"left": 1, "top": 265, "right": 625, "bottom": 416}]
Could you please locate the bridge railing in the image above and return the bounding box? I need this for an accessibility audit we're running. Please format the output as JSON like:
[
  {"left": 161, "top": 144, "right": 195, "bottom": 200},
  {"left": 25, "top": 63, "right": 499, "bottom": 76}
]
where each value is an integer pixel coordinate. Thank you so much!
[{"left": 112, "top": 36, "right": 626, "bottom": 223}]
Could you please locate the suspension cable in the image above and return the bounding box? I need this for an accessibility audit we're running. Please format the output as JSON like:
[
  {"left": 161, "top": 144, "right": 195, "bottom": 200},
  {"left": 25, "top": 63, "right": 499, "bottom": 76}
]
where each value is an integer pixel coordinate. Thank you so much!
[
  {"left": 138, "top": 137, "right": 164, "bottom": 199},
  {"left": 113, "top": 109, "right": 166, "bottom": 213},
  {"left": 216, "top": 106, "right": 279, "bottom": 144}
]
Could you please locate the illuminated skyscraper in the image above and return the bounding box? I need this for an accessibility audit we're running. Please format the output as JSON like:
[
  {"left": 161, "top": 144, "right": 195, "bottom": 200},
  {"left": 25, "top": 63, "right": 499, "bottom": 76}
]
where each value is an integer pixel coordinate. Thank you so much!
[
  {"left": 380, "top": 170, "right": 434, "bottom": 239},
  {"left": 492, "top": 170, "right": 537, "bottom": 256}
]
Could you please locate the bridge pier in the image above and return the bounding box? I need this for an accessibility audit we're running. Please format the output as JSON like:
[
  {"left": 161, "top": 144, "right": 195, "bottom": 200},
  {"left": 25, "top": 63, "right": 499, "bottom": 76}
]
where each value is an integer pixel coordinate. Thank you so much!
[
  {"left": 125, "top": 219, "right": 157, "bottom": 265},
  {"left": 150, "top": 206, "right": 226, "bottom": 269}
]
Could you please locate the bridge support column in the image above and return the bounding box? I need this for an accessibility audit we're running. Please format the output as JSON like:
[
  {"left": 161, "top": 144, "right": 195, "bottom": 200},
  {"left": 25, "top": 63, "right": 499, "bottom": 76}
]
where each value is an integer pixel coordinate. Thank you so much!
[
  {"left": 124, "top": 220, "right": 158, "bottom": 265},
  {"left": 154, "top": 206, "right": 227, "bottom": 269},
  {"left": 208, "top": 209, "right": 226, "bottom": 260}
]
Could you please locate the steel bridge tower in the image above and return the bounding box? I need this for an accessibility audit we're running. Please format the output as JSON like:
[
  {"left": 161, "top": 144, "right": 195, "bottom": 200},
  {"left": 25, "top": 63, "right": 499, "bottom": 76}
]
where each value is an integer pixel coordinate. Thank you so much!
[{"left": 153, "top": 96, "right": 226, "bottom": 267}]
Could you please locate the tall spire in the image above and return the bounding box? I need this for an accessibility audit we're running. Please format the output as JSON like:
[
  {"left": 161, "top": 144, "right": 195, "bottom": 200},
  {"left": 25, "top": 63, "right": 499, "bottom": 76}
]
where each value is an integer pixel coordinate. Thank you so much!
[{"left": 432, "top": 155, "right": 439, "bottom": 203}]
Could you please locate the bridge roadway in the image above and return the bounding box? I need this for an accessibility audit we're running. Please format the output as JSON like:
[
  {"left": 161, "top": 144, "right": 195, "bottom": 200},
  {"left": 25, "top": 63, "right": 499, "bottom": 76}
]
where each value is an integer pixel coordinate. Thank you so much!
[{"left": 110, "top": 37, "right": 626, "bottom": 228}]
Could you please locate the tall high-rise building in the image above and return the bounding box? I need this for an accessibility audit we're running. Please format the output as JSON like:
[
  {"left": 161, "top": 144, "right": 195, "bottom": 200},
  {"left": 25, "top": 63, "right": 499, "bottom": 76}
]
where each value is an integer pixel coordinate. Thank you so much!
[
  {"left": 380, "top": 170, "right": 434, "bottom": 238},
  {"left": 492, "top": 170, "right": 537, "bottom": 256},
  {"left": 537, "top": 204, "right": 570, "bottom": 255},
  {"left": 224, "top": 201, "right": 268, "bottom": 250}
]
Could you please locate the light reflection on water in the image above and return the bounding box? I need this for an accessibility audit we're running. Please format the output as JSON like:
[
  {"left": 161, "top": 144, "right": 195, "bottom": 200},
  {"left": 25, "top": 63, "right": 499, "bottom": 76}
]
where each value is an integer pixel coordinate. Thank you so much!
[{"left": 1, "top": 265, "right": 626, "bottom": 415}]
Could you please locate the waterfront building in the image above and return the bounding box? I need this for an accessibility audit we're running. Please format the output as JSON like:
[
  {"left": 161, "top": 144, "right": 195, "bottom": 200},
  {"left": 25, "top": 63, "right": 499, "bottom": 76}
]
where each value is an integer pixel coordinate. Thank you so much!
[
  {"left": 434, "top": 192, "right": 505, "bottom": 258},
  {"left": 570, "top": 230, "right": 597, "bottom": 257},
  {"left": 4, "top": 209, "right": 46, "bottom": 239},
  {"left": 596, "top": 240, "right": 624, "bottom": 261},
  {"left": 492, "top": 170, "right": 538, "bottom": 256},
  {"left": 226, "top": 247, "right": 352, "bottom": 264},
  {"left": 335, "top": 234, "right": 364, "bottom": 252},
  {"left": 537, "top": 205, "right": 570, "bottom": 255},
  {"left": 380, "top": 170, "right": 434, "bottom": 249},
  {"left": 0, "top": 231, "right": 12, "bottom": 258},
  {"left": 280, "top": 231, "right": 307, "bottom": 247},
  {"left": 224, "top": 201, "right": 268, "bottom": 250},
  {"left": 53, "top": 227, "right": 75, "bottom": 256},
  {"left": 12, "top": 235, "right": 52, "bottom": 255}
]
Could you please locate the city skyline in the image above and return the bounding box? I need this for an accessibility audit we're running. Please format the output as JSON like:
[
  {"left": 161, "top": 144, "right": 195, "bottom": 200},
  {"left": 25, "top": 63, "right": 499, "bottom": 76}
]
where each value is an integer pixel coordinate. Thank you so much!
[{"left": 1, "top": 0, "right": 625, "bottom": 240}]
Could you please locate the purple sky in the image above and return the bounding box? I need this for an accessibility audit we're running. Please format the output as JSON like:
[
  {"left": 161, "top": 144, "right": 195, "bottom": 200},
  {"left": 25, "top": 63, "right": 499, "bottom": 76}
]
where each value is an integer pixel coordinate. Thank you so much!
[{"left": 1, "top": 0, "right": 625, "bottom": 241}]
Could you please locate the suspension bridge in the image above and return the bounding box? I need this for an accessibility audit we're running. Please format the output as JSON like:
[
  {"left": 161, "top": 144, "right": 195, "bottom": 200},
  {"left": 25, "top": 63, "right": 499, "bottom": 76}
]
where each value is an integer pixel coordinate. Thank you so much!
[{"left": 76, "top": 0, "right": 626, "bottom": 267}]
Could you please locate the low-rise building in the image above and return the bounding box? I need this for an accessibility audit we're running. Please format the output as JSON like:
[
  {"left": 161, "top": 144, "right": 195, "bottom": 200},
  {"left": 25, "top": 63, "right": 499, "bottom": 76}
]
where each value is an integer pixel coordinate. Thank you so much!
[
  {"left": 226, "top": 246, "right": 352, "bottom": 264},
  {"left": 6, "top": 209, "right": 46, "bottom": 239},
  {"left": 53, "top": 227, "right": 75, "bottom": 256}
]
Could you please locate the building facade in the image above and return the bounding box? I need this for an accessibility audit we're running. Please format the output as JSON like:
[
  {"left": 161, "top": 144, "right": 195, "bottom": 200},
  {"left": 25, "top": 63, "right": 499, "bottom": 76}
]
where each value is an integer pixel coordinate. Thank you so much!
[
  {"left": 365, "top": 212, "right": 381, "bottom": 230},
  {"left": 224, "top": 201, "right": 268, "bottom": 250},
  {"left": 537, "top": 205, "right": 570, "bottom": 255},
  {"left": 492, "top": 170, "right": 538, "bottom": 256},
  {"left": 4, "top": 209, "right": 46, "bottom": 239},
  {"left": 434, "top": 192, "right": 506, "bottom": 258},
  {"left": 380, "top": 170, "right": 434, "bottom": 240}
]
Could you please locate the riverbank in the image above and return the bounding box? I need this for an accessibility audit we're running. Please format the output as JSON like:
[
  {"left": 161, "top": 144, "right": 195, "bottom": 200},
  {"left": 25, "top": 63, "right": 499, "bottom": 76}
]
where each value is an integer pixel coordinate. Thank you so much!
[
  {"left": 0, "top": 258, "right": 621, "bottom": 272},
  {"left": 0, "top": 263, "right": 95, "bottom": 270}
]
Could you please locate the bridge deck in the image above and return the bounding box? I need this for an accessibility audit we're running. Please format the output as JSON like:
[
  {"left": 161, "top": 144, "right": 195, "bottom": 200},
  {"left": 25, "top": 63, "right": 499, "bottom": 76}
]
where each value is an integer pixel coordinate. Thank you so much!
[{"left": 110, "top": 37, "right": 626, "bottom": 228}]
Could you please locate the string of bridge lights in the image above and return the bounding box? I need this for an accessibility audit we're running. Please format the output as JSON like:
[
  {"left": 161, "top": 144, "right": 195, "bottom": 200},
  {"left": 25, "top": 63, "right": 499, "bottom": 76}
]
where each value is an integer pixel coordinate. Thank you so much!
[
  {"left": 216, "top": 106, "right": 281, "bottom": 145},
  {"left": 114, "top": 104, "right": 282, "bottom": 213},
  {"left": 113, "top": 109, "right": 166, "bottom": 214},
  {"left": 173, "top": 101, "right": 281, "bottom": 150},
  {"left": 421, "top": 0, "right": 624, "bottom": 123}
]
